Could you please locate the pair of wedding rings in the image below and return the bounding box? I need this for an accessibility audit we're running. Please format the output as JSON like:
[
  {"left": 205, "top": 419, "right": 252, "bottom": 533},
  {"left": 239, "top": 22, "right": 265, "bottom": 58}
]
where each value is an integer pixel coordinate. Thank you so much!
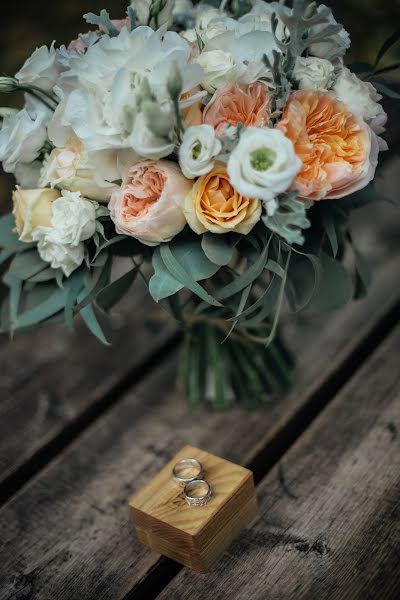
[{"left": 172, "top": 458, "right": 212, "bottom": 507}]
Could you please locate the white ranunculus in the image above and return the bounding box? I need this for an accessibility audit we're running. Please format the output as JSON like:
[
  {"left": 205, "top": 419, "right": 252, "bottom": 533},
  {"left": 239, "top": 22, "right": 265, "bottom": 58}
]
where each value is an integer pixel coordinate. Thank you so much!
[
  {"left": 196, "top": 50, "right": 239, "bottom": 93},
  {"left": 293, "top": 57, "right": 335, "bottom": 91},
  {"left": 179, "top": 125, "right": 221, "bottom": 179},
  {"left": 228, "top": 127, "right": 302, "bottom": 216},
  {"left": 51, "top": 191, "right": 97, "bottom": 247},
  {"left": 130, "top": 0, "right": 175, "bottom": 29},
  {"left": 333, "top": 67, "right": 386, "bottom": 122},
  {"left": 32, "top": 226, "right": 85, "bottom": 277},
  {"left": 48, "top": 26, "right": 202, "bottom": 157},
  {"left": 0, "top": 97, "right": 50, "bottom": 173},
  {"left": 40, "top": 141, "right": 119, "bottom": 203},
  {"left": 15, "top": 43, "right": 63, "bottom": 93}
]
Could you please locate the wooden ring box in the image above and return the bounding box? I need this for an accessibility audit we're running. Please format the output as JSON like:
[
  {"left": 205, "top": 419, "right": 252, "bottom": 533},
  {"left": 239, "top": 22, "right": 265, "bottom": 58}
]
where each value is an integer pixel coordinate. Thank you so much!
[{"left": 129, "top": 445, "right": 258, "bottom": 572}]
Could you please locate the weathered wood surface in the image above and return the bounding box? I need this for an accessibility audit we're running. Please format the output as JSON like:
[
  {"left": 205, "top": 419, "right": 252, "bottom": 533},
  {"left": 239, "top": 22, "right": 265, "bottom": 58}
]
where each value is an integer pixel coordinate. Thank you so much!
[
  {"left": 0, "top": 199, "right": 398, "bottom": 599},
  {"left": 159, "top": 323, "right": 400, "bottom": 600},
  {"left": 0, "top": 271, "right": 176, "bottom": 493}
]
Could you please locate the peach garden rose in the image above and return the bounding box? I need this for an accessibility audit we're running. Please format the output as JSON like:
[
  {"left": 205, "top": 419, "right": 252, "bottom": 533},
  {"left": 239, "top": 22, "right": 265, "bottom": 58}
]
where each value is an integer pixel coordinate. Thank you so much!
[
  {"left": 183, "top": 163, "right": 261, "bottom": 235},
  {"left": 278, "top": 90, "right": 379, "bottom": 201},
  {"left": 109, "top": 160, "right": 192, "bottom": 246},
  {"left": 203, "top": 82, "right": 270, "bottom": 137}
]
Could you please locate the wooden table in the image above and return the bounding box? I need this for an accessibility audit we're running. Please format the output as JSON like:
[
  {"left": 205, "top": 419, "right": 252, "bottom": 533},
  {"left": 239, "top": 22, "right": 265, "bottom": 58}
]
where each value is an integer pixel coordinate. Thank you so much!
[{"left": 0, "top": 159, "right": 399, "bottom": 599}]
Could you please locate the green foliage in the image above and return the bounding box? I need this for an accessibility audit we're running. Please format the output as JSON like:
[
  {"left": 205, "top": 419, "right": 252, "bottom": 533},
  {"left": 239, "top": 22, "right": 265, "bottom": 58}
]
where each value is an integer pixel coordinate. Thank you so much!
[
  {"left": 149, "top": 237, "right": 221, "bottom": 303},
  {"left": 273, "top": 1, "right": 343, "bottom": 58},
  {"left": 84, "top": 10, "right": 120, "bottom": 36},
  {"left": 96, "top": 267, "right": 139, "bottom": 311},
  {"left": 263, "top": 193, "right": 310, "bottom": 245},
  {"left": 201, "top": 233, "right": 236, "bottom": 266}
]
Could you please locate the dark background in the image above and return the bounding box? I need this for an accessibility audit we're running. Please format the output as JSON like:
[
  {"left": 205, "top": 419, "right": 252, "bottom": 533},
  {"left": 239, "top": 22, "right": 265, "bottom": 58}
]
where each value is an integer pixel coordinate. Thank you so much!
[{"left": 1, "top": 0, "right": 400, "bottom": 210}]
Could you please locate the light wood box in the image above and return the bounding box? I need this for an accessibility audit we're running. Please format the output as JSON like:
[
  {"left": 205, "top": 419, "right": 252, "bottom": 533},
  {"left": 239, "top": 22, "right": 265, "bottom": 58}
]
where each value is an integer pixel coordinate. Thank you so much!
[{"left": 129, "top": 445, "right": 258, "bottom": 572}]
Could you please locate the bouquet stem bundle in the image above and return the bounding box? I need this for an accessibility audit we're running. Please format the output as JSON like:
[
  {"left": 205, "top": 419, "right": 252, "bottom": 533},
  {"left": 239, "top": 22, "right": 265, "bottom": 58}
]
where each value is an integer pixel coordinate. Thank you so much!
[{"left": 178, "top": 316, "right": 294, "bottom": 409}]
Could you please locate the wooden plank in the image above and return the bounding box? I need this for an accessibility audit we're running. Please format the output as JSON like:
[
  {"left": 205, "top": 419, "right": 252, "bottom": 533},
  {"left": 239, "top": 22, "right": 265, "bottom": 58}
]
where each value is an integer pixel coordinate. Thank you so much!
[
  {"left": 0, "top": 201, "right": 398, "bottom": 600},
  {"left": 159, "top": 323, "right": 400, "bottom": 600},
  {"left": 0, "top": 268, "right": 176, "bottom": 493},
  {"left": 0, "top": 151, "right": 398, "bottom": 497}
]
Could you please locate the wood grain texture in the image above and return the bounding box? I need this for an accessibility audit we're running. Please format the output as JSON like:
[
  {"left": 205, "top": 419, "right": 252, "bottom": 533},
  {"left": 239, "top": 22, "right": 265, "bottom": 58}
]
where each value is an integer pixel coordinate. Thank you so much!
[
  {"left": 159, "top": 324, "right": 400, "bottom": 600},
  {"left": 0, "top": 203, "right": 398, "bottom": 599},
  {"left": 0, "top": 270, "right": 175, "bottom": 488},
  {"left": 130, "top": 445, "right": 257, "bottom": 571}
]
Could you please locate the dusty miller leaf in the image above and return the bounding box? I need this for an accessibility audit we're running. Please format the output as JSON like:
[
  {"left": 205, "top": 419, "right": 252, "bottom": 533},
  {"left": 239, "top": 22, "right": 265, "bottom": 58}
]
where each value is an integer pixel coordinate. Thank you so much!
[{"left": 263, "top": 194, "right": 310, "bottom": 245}]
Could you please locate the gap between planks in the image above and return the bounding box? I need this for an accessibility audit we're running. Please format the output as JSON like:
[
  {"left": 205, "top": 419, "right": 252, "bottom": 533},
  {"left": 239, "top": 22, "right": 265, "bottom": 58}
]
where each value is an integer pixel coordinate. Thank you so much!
[{"left": 123, "top": 297, "right": 400, "bottom": 600}]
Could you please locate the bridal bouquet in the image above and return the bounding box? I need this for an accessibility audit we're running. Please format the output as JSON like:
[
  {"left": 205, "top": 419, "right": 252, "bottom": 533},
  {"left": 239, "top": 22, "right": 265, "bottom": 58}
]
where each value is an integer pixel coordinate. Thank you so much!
[{"left": 0, "top": 0, "right": 397, "bottom": 407}]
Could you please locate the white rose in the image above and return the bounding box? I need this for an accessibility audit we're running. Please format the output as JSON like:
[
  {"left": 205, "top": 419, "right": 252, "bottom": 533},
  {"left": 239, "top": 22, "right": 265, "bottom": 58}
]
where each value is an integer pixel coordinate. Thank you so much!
[
  {"left": 32, "top": 226, "right": 85, "bottom": 277},
  {"left": 40, "top": 144, "right": 118, "bottom": 203},
  {"left": 15, "top": 43, "right": 63, "bottom": 93},
  {"left": 293, "top": 57, "right": 335, "bottom": 91},
  {"left": 196, "top": 50, "right": 239, "bottom": 93},
  {"left": 333, "top": 67, "right": 386, "bottom": 122},
  {"left": 179, "top": 125, "right": 221, "bottom": 179},
  {"left": 130, "top": 0, "right": 175, "bottom": 29},
  {"left": 228, "top": 127, "right": 302, "bottom": 216},
  {"left": 51, "top": 191, "right": 97, "bottom": 247},
  {"left": 0, "top": 97, "right": 50, "bottom": 173}
]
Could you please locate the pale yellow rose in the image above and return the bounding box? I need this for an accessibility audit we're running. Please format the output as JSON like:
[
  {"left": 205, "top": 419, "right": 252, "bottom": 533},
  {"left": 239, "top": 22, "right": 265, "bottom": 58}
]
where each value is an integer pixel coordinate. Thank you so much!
[
  {"left": 183, "top": 164, "right": 261, "bottom": 235},
  {"left": 12, "top": 187, "right": 61, "bottom": 242}
]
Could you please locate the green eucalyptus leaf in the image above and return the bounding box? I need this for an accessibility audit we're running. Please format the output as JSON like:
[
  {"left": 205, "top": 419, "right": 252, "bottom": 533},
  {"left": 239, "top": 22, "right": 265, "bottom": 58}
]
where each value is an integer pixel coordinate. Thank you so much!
[
  {"left": 160, "top": 243, "right": 222, "bottom": 307},
  {"left": 2, "top": 271, "right": 22, "bottom": 334},
  {"left": 149, "top": 248, "right": 183, "bottom": 301},
  {"left": 96, "top": 267, "right": 138, "bottom": 311},
  {"left": 79, "top": 303, "right": 110, "bottom": 345},
  {"left": 64, "top": 270, "right": 85, "bottom": 331},
  {"left": 28, "top": 267, "right": 60, "bottom": 282},
  {"left": 374, "top": 28, "right": 400, "bottom": 67},
  {"left": 16, "top": 284, "right": 68, "bottom": 329},
  {"left": 372, "top": 81, "right": 400, "bottom": 99},
  {"left": 75, "top": 255, "right": 112, "bottom": 312},
  {"left": 0, "top": 213, "right": 19, "bottom": 249},
  {"left": 0, "top": 248, "right": 14, "bottom": 265},
  {"left": 9, "top": 250, "right": 48, "bottom": 280},
  {"left": 201, "top": 233, "right": 235, "bottom": 266},
  {"left": 321, "top": 212, "right": 338, "bottom": 257},
  {"left": 353, "top": 247, "right": 372, "bottom": 299},
  {"left": 93, "top": 235, "right": 128, "bottom": 260},
  {"left": 311, "top": 252, "right": 354, "bottom": 311}
]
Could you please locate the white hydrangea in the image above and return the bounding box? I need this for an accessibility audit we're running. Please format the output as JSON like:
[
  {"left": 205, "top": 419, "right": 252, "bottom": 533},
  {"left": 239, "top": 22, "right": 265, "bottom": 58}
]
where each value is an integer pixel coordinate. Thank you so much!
[
  {"left": 293, "top": 57, "right": 335, "bottom": 91},
  {"left": 179, "top": 125, "right": 221, "bottom": 179},
  {"left": 48, "top": 26, "right": 203, "bottom": 159},
  {"left": 228, "top": 127, "right": 302, "bottom": 216},
  {"left": 32, "top": 226, "right": 85, "bottom": 277},
  {"left": 15, "top": 43, "right": 64, "bottom": 93},
  {"left": 0, "top": 96, "right": 50, "bottom": 174}
]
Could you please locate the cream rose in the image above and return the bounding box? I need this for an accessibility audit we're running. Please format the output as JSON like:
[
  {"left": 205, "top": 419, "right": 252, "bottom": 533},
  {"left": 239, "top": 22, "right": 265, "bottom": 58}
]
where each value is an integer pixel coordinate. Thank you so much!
[
  {"left": 179, "top": 125, "right": 221, "bottom": 179},
  {"left": 109, "top": 159, "right": 191, "bottom": 246},
  {"left": 12, "top": 187, "right": 61, "bottom": 242},
  {"left": 183, "top": 163, "right": 261, "bottom": 235},
  {"left": 51, "top": 191, "right": 98, "bottom": 247},
  {"left": 228, "top": 127, "right": 302, "bottom": 215},
  {"left": 293, "top": 57, "right": 335, "bottom": 91},
  {"left": 196, "top": 50, "right": 239, "bottom": 93},
  {"left": 40, "top": 144, "right": 117, "bottom": 203}
]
